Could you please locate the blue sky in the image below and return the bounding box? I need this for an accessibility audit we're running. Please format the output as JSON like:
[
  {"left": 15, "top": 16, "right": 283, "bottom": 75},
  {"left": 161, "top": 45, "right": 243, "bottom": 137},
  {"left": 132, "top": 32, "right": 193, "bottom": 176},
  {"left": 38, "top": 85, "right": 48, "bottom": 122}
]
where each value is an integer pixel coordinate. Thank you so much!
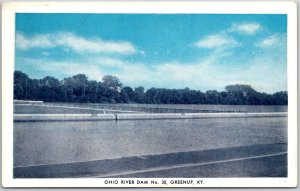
[{"left": 15, "top": 14, "right": 287, "bottom": 93}]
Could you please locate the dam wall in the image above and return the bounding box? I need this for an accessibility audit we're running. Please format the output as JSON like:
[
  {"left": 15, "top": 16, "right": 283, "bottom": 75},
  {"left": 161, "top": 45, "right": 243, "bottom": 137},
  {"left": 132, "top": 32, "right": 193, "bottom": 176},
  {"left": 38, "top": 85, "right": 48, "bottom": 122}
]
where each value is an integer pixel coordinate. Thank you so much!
[{"left": 14, "top": 112, "right": 287, "bottom": 122}]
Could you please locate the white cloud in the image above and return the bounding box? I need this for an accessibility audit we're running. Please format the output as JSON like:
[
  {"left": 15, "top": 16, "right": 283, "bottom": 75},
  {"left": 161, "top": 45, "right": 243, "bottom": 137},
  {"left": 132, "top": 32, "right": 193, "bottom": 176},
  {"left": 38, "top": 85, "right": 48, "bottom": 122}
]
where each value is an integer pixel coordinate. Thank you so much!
[
  {"left": 16, "top": 32, "right": 137, "bottom": 55},
  {"left": 16, "top": 33, "right": 55, "bottom": 49},
  {"left": 93, "top": 57, "right": 125, "bottom": 68},
  {"left": 55, "top": 32, "right": 136, "bottom": 54},
  {"left": 255, "top": 34, "right": 280, "bottom": 47},
  {"left": 195, "top": 34, "right": 239, "bottom": 49},
  {"left": 21, "top": 58, "right": 104, "bottom": 81},
  {"left": 228, "top": 23, "right": 261, "bottom": 35}
]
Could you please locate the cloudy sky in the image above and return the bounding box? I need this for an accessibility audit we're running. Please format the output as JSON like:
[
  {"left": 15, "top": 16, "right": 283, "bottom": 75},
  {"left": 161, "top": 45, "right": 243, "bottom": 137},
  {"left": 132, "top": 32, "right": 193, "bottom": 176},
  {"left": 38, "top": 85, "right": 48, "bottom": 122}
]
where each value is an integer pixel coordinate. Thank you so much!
[{"left": 15, "top": 14, "right": 287, "bottom": 93}]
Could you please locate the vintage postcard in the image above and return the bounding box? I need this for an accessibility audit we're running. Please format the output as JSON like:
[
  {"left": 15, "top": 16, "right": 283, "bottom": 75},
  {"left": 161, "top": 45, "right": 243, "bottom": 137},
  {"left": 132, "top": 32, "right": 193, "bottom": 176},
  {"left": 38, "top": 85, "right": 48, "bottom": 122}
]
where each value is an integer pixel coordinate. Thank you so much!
[{"left": 1, "top": 1, "right": 297, "bottom": 187}]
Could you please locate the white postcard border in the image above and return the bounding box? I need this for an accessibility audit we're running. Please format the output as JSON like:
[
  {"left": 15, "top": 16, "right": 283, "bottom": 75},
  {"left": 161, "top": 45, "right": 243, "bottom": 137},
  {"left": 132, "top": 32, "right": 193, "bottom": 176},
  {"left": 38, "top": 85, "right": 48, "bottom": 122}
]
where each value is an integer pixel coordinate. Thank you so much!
[{"left": 2, "top": 1, "right": 298, "bottom": 187}]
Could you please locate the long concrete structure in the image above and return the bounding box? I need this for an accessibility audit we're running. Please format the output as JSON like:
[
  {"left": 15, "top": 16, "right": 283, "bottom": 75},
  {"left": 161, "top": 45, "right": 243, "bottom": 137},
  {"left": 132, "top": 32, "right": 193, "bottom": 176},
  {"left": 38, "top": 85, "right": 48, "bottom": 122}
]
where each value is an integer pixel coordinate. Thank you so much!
[
  {"left": 116, "top": 112, "right": 287, "bottom": 120},
  {"left": 14, "top": 114, "right": 116, "bottom": 122},
  {"left": 14, "top": 100, "right": 44, "bottom": 104},
  {"left": 14, "top": 112, "right": 287, "bottom": 122}
]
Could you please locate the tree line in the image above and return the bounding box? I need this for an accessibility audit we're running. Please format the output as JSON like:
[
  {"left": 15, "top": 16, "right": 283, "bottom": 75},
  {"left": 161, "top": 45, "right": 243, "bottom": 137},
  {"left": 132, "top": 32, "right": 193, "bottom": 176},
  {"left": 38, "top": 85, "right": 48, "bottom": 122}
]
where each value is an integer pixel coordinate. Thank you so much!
[{"left": 14, "top": 70, "right": 288, "bottom": 105}]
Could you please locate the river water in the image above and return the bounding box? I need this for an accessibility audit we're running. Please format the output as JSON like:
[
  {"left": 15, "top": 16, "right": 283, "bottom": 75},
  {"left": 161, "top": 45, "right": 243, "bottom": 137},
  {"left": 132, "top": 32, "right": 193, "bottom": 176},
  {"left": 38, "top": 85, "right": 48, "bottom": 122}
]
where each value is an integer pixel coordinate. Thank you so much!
[{"left": 14, "top": 116, "right": 287, "bottom": 167}]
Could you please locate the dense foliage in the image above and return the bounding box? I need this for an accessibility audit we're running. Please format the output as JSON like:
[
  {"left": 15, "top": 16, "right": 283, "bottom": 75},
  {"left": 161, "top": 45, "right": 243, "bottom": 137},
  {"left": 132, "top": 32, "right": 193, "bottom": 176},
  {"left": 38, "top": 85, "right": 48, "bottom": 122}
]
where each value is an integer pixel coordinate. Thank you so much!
[{"left": 14, "top": 71, "right": 288, "bottom": 105}]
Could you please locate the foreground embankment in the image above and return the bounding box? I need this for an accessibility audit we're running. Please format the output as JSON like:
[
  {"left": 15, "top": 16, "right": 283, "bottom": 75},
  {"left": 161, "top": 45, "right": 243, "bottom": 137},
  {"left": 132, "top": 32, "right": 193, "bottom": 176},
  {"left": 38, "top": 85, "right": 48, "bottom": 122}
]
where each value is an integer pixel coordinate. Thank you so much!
[{"left": 14, "top": 143, "right": 287, "bottom": 178}]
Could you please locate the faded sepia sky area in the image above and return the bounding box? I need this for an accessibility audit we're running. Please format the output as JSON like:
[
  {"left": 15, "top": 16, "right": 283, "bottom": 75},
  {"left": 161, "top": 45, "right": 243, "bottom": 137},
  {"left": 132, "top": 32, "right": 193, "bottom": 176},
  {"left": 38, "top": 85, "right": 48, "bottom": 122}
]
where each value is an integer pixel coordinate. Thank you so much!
[{"left": 15, "top": 14, "right": 287, "bottom": 93}]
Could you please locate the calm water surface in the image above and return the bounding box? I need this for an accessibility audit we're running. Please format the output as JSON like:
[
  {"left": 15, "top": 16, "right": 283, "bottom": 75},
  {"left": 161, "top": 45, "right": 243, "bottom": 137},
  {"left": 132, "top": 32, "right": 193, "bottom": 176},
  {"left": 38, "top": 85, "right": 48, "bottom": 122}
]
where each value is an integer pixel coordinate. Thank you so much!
[{"left": 14, "top": 117, "right": 287, "bottom": 167}]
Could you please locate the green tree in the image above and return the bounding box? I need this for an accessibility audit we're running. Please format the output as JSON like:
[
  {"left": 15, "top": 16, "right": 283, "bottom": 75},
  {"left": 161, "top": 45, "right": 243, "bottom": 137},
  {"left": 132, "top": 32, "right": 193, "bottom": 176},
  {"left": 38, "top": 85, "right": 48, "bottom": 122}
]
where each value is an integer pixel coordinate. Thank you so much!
[
  {"left": 272, "top": 91, "right": 287, "bottom": 105},
  {"left": 102, "top": 75, "right": 122, "bottom": 91},
  {"left": 206, "top": 90, "right": 221, "bottom": 104},
  {"left": 134, "top": 86, "right": 146, "bottom": 103},
  {"left": 39, "top": 76, "right": 62, "bottom": 102},
  {"left": 224, "top": 84, "right": 257, "bottom": 105},
  {"left": 13, "top": 71, "right": 288, "bottom": 105},
  {"left": 14, "top": 71, "right": 32, "bottom": 100},
  {"left": 123, "top": 86, "right": 135, "bottom": 102}
]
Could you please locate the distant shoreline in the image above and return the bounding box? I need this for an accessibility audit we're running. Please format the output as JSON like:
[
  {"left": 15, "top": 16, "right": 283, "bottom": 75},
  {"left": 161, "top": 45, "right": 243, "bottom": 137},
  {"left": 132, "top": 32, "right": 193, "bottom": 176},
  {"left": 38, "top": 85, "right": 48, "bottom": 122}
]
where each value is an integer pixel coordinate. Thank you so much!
[{"left": 14, "top": 70, "right": 288, "bottom": 105}]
